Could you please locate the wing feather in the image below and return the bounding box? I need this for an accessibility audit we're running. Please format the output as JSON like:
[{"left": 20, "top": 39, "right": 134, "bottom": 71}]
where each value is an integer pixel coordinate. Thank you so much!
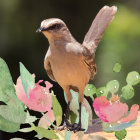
[{"left": 44, "top": 48, "right": 56, "bottom": 82}]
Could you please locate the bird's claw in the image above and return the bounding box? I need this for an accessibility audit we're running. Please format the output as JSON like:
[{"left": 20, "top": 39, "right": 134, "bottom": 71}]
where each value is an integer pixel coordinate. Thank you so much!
[{"left": 66, "top": 123, "right": 85, "bottom": 133}]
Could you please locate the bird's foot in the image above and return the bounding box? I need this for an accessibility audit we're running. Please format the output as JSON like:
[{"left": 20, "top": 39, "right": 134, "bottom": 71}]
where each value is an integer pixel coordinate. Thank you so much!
[
  {"left": 67, "top": 123, "right": 85, "bottom": 133},
  {"left": 57, "top": 121, "right": 73, "bottom": 131},
  {"left": 65, "top": 120, "right": 74, "bottom": 131},
  {"left": 57, "top": 122, "right": 66, "bottom": 131}
]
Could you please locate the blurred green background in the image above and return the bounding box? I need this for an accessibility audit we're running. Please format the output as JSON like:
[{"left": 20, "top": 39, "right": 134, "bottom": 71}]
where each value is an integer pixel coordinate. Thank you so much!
[{"left": 0, "top": 0, "right": 140, "bottom": 139}]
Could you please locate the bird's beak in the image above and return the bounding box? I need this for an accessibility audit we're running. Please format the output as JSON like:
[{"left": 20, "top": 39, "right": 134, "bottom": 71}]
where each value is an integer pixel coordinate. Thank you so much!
[{"left": 36, "top": 27, "right": 46, "bottom": 33}]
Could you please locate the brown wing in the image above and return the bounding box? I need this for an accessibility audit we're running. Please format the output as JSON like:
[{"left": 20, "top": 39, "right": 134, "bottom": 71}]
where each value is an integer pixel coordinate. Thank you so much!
[
  {"left": 44, "top": 49, "right": 56, "bottom": 82},
  {"left": 82, "top": 48, "right": 97, "bottom": 80},
  {"left": 82, "top": 6, "right": 117, "bottom": 55}
]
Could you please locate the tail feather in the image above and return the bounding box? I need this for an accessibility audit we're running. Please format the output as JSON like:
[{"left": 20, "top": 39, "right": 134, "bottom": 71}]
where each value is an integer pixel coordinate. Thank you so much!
[{"left": 83, "top": 6, "right": 117, "bottom": 54}]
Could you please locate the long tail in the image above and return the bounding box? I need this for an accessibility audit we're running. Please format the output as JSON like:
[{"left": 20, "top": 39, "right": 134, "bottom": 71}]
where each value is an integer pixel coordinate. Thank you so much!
[{"left": 82, "top": 6, "right": 117, "bottom": 54}]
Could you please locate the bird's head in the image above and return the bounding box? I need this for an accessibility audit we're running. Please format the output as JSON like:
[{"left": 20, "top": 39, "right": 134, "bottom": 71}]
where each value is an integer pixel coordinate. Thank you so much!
[{"left": 36, "top": 18, "right": 69, "bottom": 41}]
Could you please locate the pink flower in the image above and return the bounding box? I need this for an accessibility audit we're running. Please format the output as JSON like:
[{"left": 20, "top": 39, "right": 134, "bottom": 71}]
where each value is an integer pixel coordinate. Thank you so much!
[
  {"left": 38, "top": 109, "right": 55, "bottom": 129},
  {"left": 15, "top": 75, "right": 53, "bottom": 112},
  {"left": 93, "top": 96, "right": 139, "bottom": 123}
]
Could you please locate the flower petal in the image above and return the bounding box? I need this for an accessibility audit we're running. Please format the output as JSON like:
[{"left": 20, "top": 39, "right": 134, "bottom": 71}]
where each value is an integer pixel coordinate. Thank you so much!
[
  {"left": 45, "top": 81, "right": 53, "bottom": 92},
  {"left": 120, "top": 104, "right": 139, "bottom": 123},
  {"left": 93, "top": 96, "right": 110, "bottom": 122},
  {"left": 27, "top": 83, "right": 52, "bottom": 112},
  {"left": 38, "top": 109, "right": 55, "bottom": 129},
  {"left": 15, "top": 76, "right": 52, "bottom": 112},
  {"left": 93, "top": 96, "right": 128, "bottom": 123}
]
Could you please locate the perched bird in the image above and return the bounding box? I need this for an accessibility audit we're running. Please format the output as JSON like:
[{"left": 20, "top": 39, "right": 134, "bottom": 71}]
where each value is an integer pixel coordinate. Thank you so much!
[{"left": 36, "top": 6, "right": 117, "bottom": 132}]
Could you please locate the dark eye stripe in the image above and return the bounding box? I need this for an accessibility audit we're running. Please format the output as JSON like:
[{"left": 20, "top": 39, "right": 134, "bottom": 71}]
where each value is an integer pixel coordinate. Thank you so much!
[{"left": 47, "top": 23, "right": 64, "bottom": 30}]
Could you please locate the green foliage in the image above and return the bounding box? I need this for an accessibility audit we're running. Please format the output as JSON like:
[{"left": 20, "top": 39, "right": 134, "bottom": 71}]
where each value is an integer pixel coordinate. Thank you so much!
[
  {"left": 126, "top": 71, "right": 140, "bottom": 86},
  {"left": 52, "top": 92, "right": 62, "bottom": 127},
  {"left": 64, "top": 90, "right": 79, "bottom": 115},
  {"left": 82, "top": 98, "right": 93, "bottom": 126},
  {"left": 96, "top": 86, "right": 108, "bottom": 97},
  {"left": 113, "top": 63, "right": 122, "bottom": 73},
  {"left": 0, "top": 55, "right": 139, "bottom": 139},
  {"left": 34, "top": 135, "right": 43, "bottom": 139},
  {"left": 0, "top": 58, "right": 17, "bottom": 104},
  {"left": 121, "top": 85, "right": 135, "bottom": 100},
  {"left": 84, "top": 84, "right": 96, "bottom": 100},
  {"left": 31, "top": 125, "right": 59, "bottom": 140},
  {"left": 20, "top": 62, "right": 35, "bottom": 97},
  {"left": 0, "top": 115, "right": 20, "bottom": 132},
  {"left": 115, "top": 129, "right": 127, "bottom": 140},
  {"left": 106, "top": 80, "right": 119, "bottom": 93},
  {"left": 102, "top": 122, "right": 114, "bottom": 133},
  {"left": 0, "top": 104, "right": 26, "bottom": 124},
  {"left": 69, "top": 111, "right": 77, "bottom": 124},
  {"left": 0, "top": 58, "right": 27, "bottom": 132},
  {"left": 105, "top": 119, "right": 136, "bottom": 132},
  {"left": 25, "top": 111, "right": 38, "bottom": 123},
  {"left": 19, "top": 127, "right": 33, "bottom": 133}
]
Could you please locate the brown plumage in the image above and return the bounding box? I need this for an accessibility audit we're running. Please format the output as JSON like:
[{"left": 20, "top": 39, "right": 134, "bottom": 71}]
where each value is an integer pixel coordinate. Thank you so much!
[{"left": 37, "top": 6, "right": 117, "bottom": 132}]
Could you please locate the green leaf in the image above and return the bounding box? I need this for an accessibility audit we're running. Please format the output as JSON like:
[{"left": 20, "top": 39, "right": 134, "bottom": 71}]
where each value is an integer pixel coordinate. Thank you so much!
[
  {"left": 106, "top": 80, "right": 119, "bottom": 93},
  {"left": 20, "top": 62, "right": 35, "bottom": 97},
  {"left": 81, "top": 106, "right": 89, "bottom": 131},
  {"left": 19, "top": 127, "right": 33, "bottom": 133},
  {"left": 52, "top": 92, "right": 62, "bottom": 126},
  {"left": 121, "top": 85, "right": 135, "bottom": 100},
  {"left": 105, "top": 119, "right": 136, "bottom": 131},
  {"left": 115, "top": 129, "right": 127, "bottom": 140},
  {"left": 96, "top": 87, "right": 108, "bottom": 97},
  {"left": 113, "top": 63, "right": 122, "bottom": 73},
  {"left": 0, "top": 115, "right": 20, "bottom": 132},
  {"left": 82, "top": 98, "right": 93, "bottom": 126},
  {"left": 69, "top": 111, "right": 77, "bottom": 124},
  {"left": 32, "top": 126, "right": 59, "bottom": 139},
  {"left": 126, "top": 71, "right": 140, "bottom": 86},
  {"left": 34, "top": 135, "right": 43, "bottom": 139},
  {"left": 64, "top": 90, "right": 79, "bottom": 115},
  {"left": 0, "top": 58, "right": 17, "bottom": 104},
  {"left": 0, "top": 104, "right": 26, "bottom": 124},
  {"left": 64, "top": 131, "right": 72, "bottom": 140},
  {"left": 84, "top": 84, "right": 96, "bottom": 100},
  {"left": 25, "top": 111, "right": 38, "bottom": 123},
  {"left": 102, "top": 122, "right": 114, "bottom": 133}
]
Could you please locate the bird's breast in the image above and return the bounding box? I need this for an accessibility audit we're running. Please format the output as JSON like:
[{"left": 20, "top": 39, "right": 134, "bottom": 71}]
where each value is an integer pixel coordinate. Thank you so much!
[{"left": 48, "top": 47, "right": 90, "bottom": 86}]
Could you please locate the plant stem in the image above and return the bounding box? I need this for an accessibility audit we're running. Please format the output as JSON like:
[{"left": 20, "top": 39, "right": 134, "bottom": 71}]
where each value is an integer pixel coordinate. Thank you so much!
[{"left": 41, "top": 112, "right": 65, "bottom": 139}]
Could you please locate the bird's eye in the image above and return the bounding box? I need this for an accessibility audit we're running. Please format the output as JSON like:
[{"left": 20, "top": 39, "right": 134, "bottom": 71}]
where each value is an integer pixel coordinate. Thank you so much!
[{"left": 47, "top": 23, "right": 63, "bottom": 30}]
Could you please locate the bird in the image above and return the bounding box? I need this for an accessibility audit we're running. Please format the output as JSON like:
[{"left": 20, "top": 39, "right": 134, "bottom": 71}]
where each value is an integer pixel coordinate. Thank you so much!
[{"left": 36, "top": 6, "right": 117, "bottom": 132}]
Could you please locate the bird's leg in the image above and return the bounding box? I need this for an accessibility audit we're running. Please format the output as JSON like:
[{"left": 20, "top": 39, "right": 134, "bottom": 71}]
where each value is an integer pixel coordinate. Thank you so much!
[
  {"left": 78, "top": 102, "right": 82, "bottom": 127},
  {"left": 65, "top": 102, "right": 71, "bottom": 126},
  {"left": 61, "top": 86, "right": 73, "bottom": 130},
  {"left": 72, "top": 102, "right": 85, "bottom": 132},
  {"left": 69, "top": 90, "right": 85, "bottom": 132},
  {"left": 58, "top": 102, "right": 72, "bottom": 131}
]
